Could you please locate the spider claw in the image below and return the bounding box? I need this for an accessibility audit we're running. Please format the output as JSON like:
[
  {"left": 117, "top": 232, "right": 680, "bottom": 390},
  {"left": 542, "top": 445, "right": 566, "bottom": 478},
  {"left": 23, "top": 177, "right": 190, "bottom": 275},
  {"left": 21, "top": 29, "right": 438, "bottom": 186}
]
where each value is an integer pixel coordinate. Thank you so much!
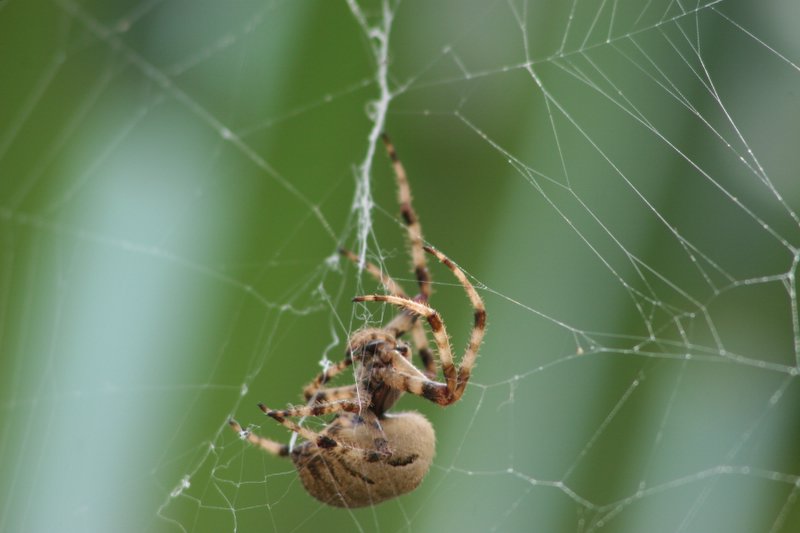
[
  {"left": 228, "top": 418, "right": 251, "bottom": 440},
  {"left": 423, "top": 245, "right": 452, "bottom": 268},
  {"left": 259, "top": 404, "right": 285, "bottom": 422}
]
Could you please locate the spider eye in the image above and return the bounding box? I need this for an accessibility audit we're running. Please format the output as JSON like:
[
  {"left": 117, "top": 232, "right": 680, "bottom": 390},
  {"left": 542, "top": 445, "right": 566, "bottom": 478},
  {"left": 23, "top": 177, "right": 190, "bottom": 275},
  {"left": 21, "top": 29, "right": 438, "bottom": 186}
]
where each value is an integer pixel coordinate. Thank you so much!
[{"left": 396, "top": 345, "right": 409, "bottom": 356}]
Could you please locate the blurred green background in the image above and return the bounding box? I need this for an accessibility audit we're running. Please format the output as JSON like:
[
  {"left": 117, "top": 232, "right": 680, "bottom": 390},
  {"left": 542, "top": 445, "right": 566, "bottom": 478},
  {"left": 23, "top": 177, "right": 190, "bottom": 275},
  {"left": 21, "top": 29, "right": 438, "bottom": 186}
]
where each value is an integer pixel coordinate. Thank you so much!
[{"left": 1, "top": 1, "right": 799, "bottom": 532}]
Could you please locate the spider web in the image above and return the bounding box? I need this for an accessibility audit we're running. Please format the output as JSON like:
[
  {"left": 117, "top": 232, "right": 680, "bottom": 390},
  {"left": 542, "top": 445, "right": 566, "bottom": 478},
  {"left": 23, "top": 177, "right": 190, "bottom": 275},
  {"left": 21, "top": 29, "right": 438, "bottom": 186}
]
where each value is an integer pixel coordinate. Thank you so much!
[{"left": 1, "top": 0, "right": 799, "bottom": 532}]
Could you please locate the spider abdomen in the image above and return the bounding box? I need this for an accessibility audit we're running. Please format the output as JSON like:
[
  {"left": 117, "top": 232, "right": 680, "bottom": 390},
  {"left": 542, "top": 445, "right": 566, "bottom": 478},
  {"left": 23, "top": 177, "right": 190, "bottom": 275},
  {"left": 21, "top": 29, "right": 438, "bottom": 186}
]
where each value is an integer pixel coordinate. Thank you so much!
[{"left": 292, "top": 411, "right": 435, "bottom": 508}]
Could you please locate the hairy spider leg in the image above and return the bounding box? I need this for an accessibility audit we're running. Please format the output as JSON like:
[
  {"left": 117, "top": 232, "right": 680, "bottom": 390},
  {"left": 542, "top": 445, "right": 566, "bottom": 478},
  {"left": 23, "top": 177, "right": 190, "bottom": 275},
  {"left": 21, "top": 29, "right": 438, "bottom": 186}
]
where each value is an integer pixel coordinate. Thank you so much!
[
  {"left": 262, "top": 399, "right": 364, "bottom": 420},
  {"left": 376, "top": 357, "right": 448, "bottom": 406},
  {"left": 305, "top": 384, "right": 360, "bottom": 405},
  {"left": 302, "top": 357, "right": 354, "bottom": 401},
  {"left": 353, "top": 246, "right": 486, "bottom": 405},
  {"left": 338, "top": 246, "right": 437, "bottom": 378},
  {"left": 380, "top": 133, "right": 431, "bottom": 300},
  {"left": 228, "top": 419, "right": 289, "bottom": 457},
  {"left": 381, "top": 133, "right": 437, "bottom": 378},
  {"left": 229, "top": 390, "right": 386, "bottom": 460},
  {"left": 260, "top": 398, "right": 392, "bottom": 458},
  {"left": 423, "top": 246, "right": 486, "bottom": 398},
  {"left": 302, "top": 334, "right": 400, "bottom": 408},
  {"left": 339, "top": 247, "right": 407, "bottom": 298}
]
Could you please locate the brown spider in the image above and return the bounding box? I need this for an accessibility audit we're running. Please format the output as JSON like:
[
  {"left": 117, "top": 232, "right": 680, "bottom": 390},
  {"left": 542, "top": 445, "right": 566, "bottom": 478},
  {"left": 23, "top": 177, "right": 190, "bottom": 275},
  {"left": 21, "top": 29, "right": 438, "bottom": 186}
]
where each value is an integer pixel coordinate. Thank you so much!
[{"left": 229, "top": 134, "right": 486, "bottom": 508}]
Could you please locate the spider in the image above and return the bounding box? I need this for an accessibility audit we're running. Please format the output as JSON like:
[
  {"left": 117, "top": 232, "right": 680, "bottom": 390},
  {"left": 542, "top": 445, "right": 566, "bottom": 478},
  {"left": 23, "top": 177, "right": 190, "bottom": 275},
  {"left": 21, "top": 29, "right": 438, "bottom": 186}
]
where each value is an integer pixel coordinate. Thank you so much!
[{"left": 229, "top": 134, "right": 486, "bottom": 508}]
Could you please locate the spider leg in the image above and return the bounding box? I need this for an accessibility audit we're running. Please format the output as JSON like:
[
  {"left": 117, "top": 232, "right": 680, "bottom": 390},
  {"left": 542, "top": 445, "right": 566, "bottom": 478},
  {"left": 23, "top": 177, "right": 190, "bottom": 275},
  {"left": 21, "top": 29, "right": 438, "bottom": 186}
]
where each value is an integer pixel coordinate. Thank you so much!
[
  {"left": 423, "top": 245, "right": 486, "bottom": 398},
  {"left": 409, "top": 321, "right": 437, "bottom": 379},
  {"left": 383, "top": 311, "right": 436, "bottom": 379},
  {"left": 303, "top": 357, "right": 353, "bottom": 401},
  {"left": 259, "top": 402, "right": 355, "bottom": 450},
  {"left": 381, "top": 133, "right": 431, "bottom": 300},
  {"left": 306, "top": 384, "right": 360, "bottom": 405},
  {"left": 262, "top": 400, "right": 364, "bottom": 420},
  {"left": 305, "top": 334, "right": 429, "bottom": 401},
  {"left": 261, "top": 398, "right": 392, "bottom": 459},
  {"left": 228, "top": 419, "right": 289, "bottom": 457},
  {"left": 339, "top": 246, "right": 416, "bottom": 336},
  {"left": 339, "top": 247, "right": 407, "bottom": 298},
  {"left": 367, "top": 338, "right": 452, "bottom": 405},
  {"left": 353, "top": 294, "right": 457, "bottom": 394},
  {"left": 383, "top": 134, "right": 438, "bottom": 374},
  {"left": 377, "top": 365, "right": 449, "bottom": 406},
  {"left": 339, "top": 246, "right": 437, "bottom": 378},
  {"left": 354, "top": 246, "right": 486, "bottom": 404}
]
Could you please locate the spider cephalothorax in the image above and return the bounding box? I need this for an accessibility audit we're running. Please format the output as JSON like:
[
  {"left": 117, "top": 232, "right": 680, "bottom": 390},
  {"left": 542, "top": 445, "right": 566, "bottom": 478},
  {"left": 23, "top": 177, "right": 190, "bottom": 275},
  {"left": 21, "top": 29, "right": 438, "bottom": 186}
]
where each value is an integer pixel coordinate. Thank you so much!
[
  {"left": 229, "top": 134, "right": 486, "bottom": 508},
  {"left": 345, "top": 329, "right": 412, "bottom": 417}
]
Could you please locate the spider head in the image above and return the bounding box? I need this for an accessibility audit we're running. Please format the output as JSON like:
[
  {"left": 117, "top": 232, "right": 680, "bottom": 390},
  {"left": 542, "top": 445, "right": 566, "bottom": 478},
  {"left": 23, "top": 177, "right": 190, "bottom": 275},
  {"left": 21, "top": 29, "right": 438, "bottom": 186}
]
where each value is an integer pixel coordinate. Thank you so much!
[
  {"left": 347, "top": 328, "right": 410, "bottom": 365},
  {"left": 362, "top": 339, "right": 410, "bottom": 365},
  {"left": 346, "top": 328, "right": 412, "bottom": 416}
]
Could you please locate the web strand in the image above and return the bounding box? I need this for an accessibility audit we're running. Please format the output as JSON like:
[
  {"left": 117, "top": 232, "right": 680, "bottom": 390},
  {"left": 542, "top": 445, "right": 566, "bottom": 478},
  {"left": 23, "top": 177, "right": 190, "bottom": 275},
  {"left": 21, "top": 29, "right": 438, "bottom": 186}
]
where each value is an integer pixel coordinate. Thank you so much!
[{"left": 1, "top": 1, "right": 798, "bottom": 532}]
